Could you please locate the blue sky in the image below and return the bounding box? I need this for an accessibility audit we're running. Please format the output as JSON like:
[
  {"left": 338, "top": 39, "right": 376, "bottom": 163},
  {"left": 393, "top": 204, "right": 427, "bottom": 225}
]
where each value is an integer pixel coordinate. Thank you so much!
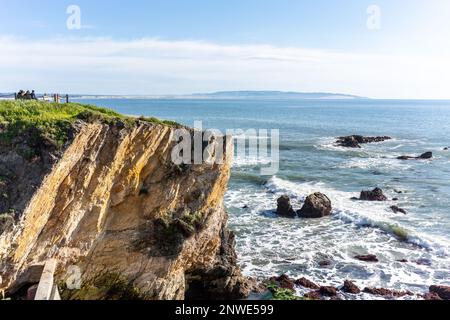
[{"left": 1, "top": 0, "right": 450, "bottom": 98}]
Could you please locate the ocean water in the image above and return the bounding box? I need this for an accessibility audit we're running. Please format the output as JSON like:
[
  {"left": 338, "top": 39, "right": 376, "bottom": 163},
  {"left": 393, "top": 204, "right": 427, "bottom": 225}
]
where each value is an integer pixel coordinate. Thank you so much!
[{"left": 75, "top": 98, "right": 450, "bottom": 297}]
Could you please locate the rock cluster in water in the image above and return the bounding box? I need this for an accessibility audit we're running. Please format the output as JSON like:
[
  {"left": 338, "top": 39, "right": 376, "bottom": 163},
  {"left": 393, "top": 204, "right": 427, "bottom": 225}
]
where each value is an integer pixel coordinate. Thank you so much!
[
  {"left": 266, "top": 274, "right": 450, "bottom": 300},
  {"left": 335, "top": 135, "right": 392, "bottom": 148},
  {"left": 359, "top": 187, "right": 388, "bottom": 201},
  {"left": 276, "top": 192, "right": 332, "bottom": 219}
]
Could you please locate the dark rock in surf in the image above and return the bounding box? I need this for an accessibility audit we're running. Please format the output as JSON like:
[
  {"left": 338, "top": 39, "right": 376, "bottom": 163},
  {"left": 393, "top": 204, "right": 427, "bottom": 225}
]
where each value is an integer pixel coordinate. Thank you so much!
[
  {"left": 391, "top": 206, "right": 407, "bottom": 214},
  {"left": 336, "top": 136, "right": 361, "bottom": 148},
  {"left": 363, "top": 287, "right": 413, "bottom": 298},
  {"left": 304, "top": 291, "right": 322, "bottom": 300},
  {"left": 295, "top": 277, "right": 320, "bottom": 290},
  {"left": 269, "top": 274, "right": 295, "bottom": 291},
  {"left": 355, "top": 254, "right": 379, "bottom": 263},
  {"left": 318, "top": 260, "right": 332, "bottom": 267},
  {"left": 418, "top": 152, "right": 433, "bottom": 159},
  {"left": 397, "top": 155, "right": 414, "bottom": 160},
  {"left": 319, "top": 286, "right": 338, "bottom": 297},
  {"left": 444, "top": 147, "right": 449, "bottom": 151},
  {"left": 276, "top": 195, "right": 296, "bottom": 218},
  {"left": 429, "top": 285, "right": 450, "bottom": 300},
  {"left": 335, "top": 135, "right": 392, "bottom": 148},
  {"left": 359, "top": 188, "right": 387, "bottom": 201},
  {"left": 415, "top": 258, "right": 432, "bottom": 266},
  {"left": 342, "top": 280, "right": 361, "bottom": 294},
  {"left": 397, "top": 259, "right": 408, "bottom": 263},
  {"left": 297, "top": 192, "right": 332, "bottom": 218},
  {"left": 422, "top": 292, "right": 443, "bottom": 300},
  {"left": 397, "top": 152, "right": 433, "bottom": 160}
]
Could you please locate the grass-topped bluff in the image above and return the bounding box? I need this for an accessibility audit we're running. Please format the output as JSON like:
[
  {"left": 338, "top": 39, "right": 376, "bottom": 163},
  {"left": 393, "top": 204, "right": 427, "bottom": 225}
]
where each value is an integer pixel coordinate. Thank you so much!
[{"left": 0, "top": 100, "right": 180, "bottom": 150}]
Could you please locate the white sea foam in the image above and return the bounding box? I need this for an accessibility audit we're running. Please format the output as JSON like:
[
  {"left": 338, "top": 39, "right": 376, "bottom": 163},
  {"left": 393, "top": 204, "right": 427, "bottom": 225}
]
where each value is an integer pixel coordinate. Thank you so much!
[
  {"left": 265, "top": 176, "right": 448, "bottom": 253},
  {"left": 225, "top": 176, "right": 450, "bottom": 295},
  {"left": 337, "top": 157, "right": 413, "bottom": 170}
]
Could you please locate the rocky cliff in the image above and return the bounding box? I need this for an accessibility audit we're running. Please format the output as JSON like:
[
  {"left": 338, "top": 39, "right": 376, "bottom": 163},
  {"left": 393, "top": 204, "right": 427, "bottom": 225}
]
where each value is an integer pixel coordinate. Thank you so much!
[{"left": 0, "top": 104, "right": 250, "bottom": 300}]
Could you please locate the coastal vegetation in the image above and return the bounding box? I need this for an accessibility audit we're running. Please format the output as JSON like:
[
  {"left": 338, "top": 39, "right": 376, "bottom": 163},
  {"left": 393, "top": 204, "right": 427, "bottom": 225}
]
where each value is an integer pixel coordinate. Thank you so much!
[
  {"left": 0, "top": 100, "right": 180, "bottom": 149},
  {"left": 266, "top": 283, "right": 301, "bottom": 300},
  {"left": 60, "top": 271, "right": 149, "bottom": 300}
]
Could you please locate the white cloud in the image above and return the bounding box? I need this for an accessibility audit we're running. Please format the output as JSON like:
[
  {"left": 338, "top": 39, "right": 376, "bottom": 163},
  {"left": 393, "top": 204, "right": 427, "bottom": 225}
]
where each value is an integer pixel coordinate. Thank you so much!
[{"left": 0, "top": 36, "right": 449, "bottom": 99}]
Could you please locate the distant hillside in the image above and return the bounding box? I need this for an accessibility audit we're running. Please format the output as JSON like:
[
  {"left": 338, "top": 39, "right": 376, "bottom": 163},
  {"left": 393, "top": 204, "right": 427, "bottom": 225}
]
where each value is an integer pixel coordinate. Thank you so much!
[
  {"left": 70, "top": 91, "right": 366, "bottom": 100},
  {"left": 189, "top": 91, "right": 366, "bottom": 100}
]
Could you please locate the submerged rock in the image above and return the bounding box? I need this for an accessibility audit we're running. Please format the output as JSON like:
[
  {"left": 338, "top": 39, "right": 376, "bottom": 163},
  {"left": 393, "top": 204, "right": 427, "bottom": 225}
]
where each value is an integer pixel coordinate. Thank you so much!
[
  {"left": 391, "top": 206, "right": 407, "bottom": 214},
  {"left": 429, "top": 285, "right": 450, "bottom": 300},
  {"left": 318, "top": 260, "right": 332, "bottom": 267},
  {"left": 397, "top": 152, "right": 433, "bottom": 160},
  {"left": 342, "top": 280, "right": 361, "bottom": 294},
  {"left": 359, "top": 188, "right": 387, "bottom": 201},
  {"left": 276, "top": 195, "right": 297, "bottom": 218},
  {"left": 355, "top": 254, "right": 379, "bottom": 263},
  {"left": 415, "top": 258, "right": 432, "bottom": 266},
  {"left": 335, "top": 135, "right": 392, "bottom": 148},
  {"left": 297, "top": 192, "right": 332, "bottom": 218}
]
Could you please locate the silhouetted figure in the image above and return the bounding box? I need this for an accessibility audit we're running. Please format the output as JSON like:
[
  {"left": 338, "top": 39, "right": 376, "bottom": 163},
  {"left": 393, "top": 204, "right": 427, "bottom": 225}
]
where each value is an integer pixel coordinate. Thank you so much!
[
  {"left": 31, "top": 90, "right": 37, "bottom": 100},
  {"left": 25, "top": 90, "right": 31, "bottom": 100},
  {"left": 17, "top": 90, "right": 25, "bottom": 100}
]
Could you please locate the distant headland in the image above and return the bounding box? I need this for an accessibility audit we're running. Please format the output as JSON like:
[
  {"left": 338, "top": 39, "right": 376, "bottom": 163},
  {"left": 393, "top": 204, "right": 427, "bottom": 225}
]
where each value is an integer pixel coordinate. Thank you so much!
[{"left": 65, "top": 91, "right": 367, "bottom": 100}]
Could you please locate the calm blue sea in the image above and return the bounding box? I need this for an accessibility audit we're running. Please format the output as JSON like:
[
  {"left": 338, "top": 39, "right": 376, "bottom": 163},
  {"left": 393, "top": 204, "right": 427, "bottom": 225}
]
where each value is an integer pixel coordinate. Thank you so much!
[{"left": 74, "top": 98, "right": 450, "bottom": 297}]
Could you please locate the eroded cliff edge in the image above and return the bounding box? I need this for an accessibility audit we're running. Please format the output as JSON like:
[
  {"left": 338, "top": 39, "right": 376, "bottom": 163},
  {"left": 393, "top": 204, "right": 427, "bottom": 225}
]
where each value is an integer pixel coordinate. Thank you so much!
[{"left": 0, "top": 102, "right": 250, "bottom": 300}]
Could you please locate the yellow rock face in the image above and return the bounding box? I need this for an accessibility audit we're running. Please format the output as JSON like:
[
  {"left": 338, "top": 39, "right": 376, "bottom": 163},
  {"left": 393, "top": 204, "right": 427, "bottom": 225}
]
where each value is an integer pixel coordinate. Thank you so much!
[{"left": 0, "top": 121, "right": 247, "bottom": 300}]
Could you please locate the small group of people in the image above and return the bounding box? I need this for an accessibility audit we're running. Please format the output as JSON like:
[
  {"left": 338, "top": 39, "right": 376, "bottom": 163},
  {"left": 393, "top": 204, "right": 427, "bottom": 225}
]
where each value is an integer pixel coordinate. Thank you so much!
[{"left": 16, "top": 90, "right": 37, "bottom": 100}]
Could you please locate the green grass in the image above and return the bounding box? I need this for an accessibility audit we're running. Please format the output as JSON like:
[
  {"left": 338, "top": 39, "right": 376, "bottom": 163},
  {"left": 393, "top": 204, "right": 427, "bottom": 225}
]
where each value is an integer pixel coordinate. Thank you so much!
[
  {"left": 266, "top": 283, "right": 301, "bottom": 300},
  {"left": 0, "top": 100, "right": 180, "bottom": 149}
]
